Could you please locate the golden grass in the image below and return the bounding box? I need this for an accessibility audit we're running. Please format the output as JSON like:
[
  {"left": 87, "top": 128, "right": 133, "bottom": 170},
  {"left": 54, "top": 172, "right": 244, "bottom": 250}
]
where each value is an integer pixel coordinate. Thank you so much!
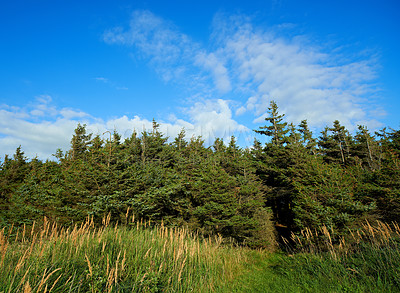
[
  {"left": 0, "top": 212, "right": 250, "bottom": 292},
  {"left": 287, "top": 220, "right": 400, "bottom": 257}
]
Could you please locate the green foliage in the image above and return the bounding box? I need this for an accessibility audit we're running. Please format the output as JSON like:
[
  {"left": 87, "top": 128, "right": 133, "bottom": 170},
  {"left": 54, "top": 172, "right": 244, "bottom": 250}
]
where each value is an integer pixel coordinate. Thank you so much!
[
  {"left": 1, "top": 110, "right": 400, "bottom": 290},
  {"left": 290, "top": 156, "right": 375, "bottom": 233},
  {"left": 354, "top": 125, "right": 380, "bottom": 170},
  {"left": 318, "top": 120, "right": 355, "bottom": 165},
  {"left": 0, "top": 123, "right": 273, "bottom": 246},
  {"left": 69, "top": 123, "right": 92, "bottom": 160},
  {"left": 1, "top": 110, "right": 400, "bottom": 249},
  {"left": 255, "top": 100, "right": 289, "bottom": 146},
  {"left": 298, "top": 119, "right": 317, "bottom": 155}
]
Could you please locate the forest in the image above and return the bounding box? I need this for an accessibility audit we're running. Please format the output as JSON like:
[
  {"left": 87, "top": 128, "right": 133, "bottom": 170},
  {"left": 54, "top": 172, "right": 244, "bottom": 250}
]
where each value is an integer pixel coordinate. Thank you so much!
[{"left": 0, "top": 101, "right": 399, "bottom": 291}]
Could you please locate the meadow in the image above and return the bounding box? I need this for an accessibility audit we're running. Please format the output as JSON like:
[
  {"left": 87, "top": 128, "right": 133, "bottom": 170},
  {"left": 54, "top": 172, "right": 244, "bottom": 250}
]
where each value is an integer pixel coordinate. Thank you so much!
[
  {"left": 1, "top": 211, "right": 400, "bottom": 292},
  {"left": 0, "top": 212, "right": 250, "bottom": 292}
]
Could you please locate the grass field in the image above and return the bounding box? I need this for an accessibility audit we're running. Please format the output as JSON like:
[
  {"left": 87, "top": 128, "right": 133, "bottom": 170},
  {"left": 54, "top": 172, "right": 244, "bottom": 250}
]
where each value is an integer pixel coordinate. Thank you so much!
[{"left": 1, "top": 213, "right": 400, "bottom": 292}]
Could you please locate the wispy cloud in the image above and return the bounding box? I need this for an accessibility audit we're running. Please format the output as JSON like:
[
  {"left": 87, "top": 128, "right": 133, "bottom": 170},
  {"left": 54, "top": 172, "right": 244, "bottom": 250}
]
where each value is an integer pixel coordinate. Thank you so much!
[
  {"left": 93, "top": 77, "right": 128, "bottom": 90},
  {"left": 195, "top": 52, "right": 231, "bottom": 93},
  {"left": 104, "top": 10, "right": 382, "bottom": 130},
  {"left": 222, "top": 27, "right": 380, "bottom": 128},
  {"left": 94, "top": 77, "right": 109, "bottom": 83},
  {"left": 2, "top": 10, "right": 382, "bottom": 160},
  {"left": 103, "top": 10, "right": 225, "bottom": 94},
  {"left": 104, "top": 10, "right": 195, "bottom": 81}
]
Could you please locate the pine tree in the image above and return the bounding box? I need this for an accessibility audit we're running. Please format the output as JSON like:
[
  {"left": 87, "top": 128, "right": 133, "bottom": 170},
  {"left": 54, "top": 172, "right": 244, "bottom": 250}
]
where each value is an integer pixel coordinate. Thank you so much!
[
  {"left": 291, "top": 155, "right": 375, "bottom": 233},
  {"left": 124, "top": 130, "right": 142, "bottom": 164},
  {"left": 173, "top": 129, "right": 188, "bottom": 151},
  {"left": 386, "top": 128, "right": 400, "bottom": 158},
  {"left": 255, "top": 100, "right": 289, "bottom": 146},
  {"left": 298, "top": 119, "right": 317, "bottom": 155},
  {"left": 287, "top": 123, "right": 302, "bottom": 146},
  {"left": 69, "top": 123, "right": 92, "bottom": 161},
  {"left": 354, "top": 125, "right": 378, "bottom": 170},
  {"left": 139, "top": 120, "right": 169, "bottom": 165},
  {"left": 318, "top": 121, "right": 354, "bottom": 165},
  {"left": 329, "top": 120, "right": 354, "bottom": 165}
]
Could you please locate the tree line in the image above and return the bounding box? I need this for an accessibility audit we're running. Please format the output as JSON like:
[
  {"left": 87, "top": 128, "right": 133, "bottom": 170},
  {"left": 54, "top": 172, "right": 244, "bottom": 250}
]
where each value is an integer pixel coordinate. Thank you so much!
[{"left": 0, "top": 101, "right": 399, "bottom": 248}]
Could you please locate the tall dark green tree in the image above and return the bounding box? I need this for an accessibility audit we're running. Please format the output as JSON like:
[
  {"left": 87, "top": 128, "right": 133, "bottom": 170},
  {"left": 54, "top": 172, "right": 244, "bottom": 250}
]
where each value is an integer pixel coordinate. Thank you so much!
[
  {"left": 255, "top": 100, "right": 289, "bottom": 146},
  {"left": 252, "top": 102, "right": 298, "bottom": 233},
  {"left": 298, "top": 119, "right": 317, "bottom": 155},
  {"left": 330, "top": 120, "right": 353, "bottom": 164},
  {"left": 69, "top": 123, "right": 92, "bottom": 161},
  {"left": 318, "top": 121, "right": 354, "bottom": 165},
  {"left": 0, "top": 147, "right": 29, "bottom": 225},
  {"left": 354, "top": 125, "right": 379, "bottom": 170}
]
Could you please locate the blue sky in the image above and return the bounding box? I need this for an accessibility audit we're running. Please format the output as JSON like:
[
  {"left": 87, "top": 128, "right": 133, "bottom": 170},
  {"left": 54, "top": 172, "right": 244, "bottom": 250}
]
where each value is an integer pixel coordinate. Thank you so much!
[{"left": 1, "top": 0, "right": 399, "bottom": 159}]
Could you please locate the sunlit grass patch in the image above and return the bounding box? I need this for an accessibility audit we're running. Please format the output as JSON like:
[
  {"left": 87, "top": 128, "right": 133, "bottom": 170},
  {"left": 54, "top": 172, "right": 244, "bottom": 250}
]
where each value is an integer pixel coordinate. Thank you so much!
[{"left": 0, "top": 213, "right": 249, "bottom": 292}]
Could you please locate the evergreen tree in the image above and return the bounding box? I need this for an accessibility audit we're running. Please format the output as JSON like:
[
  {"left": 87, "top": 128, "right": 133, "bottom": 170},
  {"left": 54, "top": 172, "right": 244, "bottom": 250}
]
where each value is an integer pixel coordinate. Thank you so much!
[
  {"left": 290, "top": 156, "right": 375, "bottom": 234},
  {"left": 386, "top": 128, "right": 400, "bottom": 158},
  {"left": 173, "top": 129, "right": 188, "bottom": 151},
  {"left": 140, "top": 120, "right": 169, "bottom": 165},
  {"left": 10, "top": 146, "right": 28, "bottom": 182},
  {"left": 287, "top": 123, "right": 302, "bottom": 146},
  {"left": 124, "top": 130, "right": 142, "bottom": 164},
  {"left": 298, "top": 119, "right": 317, "bottom": 155},
  {"left": 69, "top": 123, "right": 92, "bottom": 161},
  {"left": 354, "top": 125, "right": 378, "bottom": 170},
  {"left": 255, "top": 100, "right": 289, "bottom": 146},
  {"left": 318, "top": 121, "right": 354, "bottom": 165},
  {"left": 329, "top": 120, "right": 354, "bottom": 165}
]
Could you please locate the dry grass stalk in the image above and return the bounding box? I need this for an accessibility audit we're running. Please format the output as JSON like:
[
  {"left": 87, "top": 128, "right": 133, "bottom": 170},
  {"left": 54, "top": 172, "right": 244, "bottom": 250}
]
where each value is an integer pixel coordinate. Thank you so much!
[
  {"left": 292, "top": 220, "right": 400, "bottom": 256},
  {"left": 48, "top": 273, "right": 63, "bottom": 292},
  {"left": 0, "top": 211, "right": 249, "bottom": 292},
  {"left": 15, "top": 266, "right": 31, "bottom": 291},
  {"left": 37, "top": 268, "right": 62, "bottom": 293},
  {"left": 107, "top": 267, "right": 116, "bottom": 291},
  {"left": 0, "top": 230, "right": 8, "bottom": 268},
  {"left": 22, "top": 224, "right": 26, "bottom": 243},
  {"left": 85, "top": 253, "right": 93, "bottom": 277},
  {"left": 177, "top": 256, "right": 187, "bottom": 283},
  {"left": 23, "top": 281, "right": 32, "bottom": 293}
]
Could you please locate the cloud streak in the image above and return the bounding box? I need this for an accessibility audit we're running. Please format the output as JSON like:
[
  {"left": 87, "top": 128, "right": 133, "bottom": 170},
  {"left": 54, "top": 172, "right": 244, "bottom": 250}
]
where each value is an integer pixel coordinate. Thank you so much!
[
  {"left": 93, "top": 77, "right": 128, "bottom": 90},
  {"left": 104, "top": 10, "right": 230, "bottom": 95},
  {"left": 1, "top": 11, "right": 382, "bottom": 160},
  {"left": 105, "top": 10, "right": 382, "bottom": 130},
  {"left": 222, "top": 27, "right": 379, "bottom": 127}
]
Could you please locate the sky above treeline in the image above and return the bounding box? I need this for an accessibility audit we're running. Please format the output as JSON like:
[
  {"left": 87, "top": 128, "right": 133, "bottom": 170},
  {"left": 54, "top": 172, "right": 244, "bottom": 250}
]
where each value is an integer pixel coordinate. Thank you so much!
[{"left": 1, "top": 0, "right": 399, "bottom": 159}]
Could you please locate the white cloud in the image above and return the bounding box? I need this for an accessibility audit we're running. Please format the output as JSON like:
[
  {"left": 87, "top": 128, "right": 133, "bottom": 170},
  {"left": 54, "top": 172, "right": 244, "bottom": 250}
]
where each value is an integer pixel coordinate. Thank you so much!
[
  {"left": 104, "top": 10, "right": 195, "bottom": 82},
  {"left": 4, "top": 11, "right": 380, "bottom": 160},
  {"left": 36, "top": 94, "right": 52, "bottom": 105},
  {"left": 211, "top": 17, "right": 380, "bottom": 129},
  {"left": 235, "top": 106, "right": 246, "bottom": 116},
  {"left": 0, "top": 97, "right": 249, "bottom": 160},
  {"left": 187, "top": 99, "right": 249, "bottom": 143},
  {"left": 195, "top": 52, "right": 231, "bottom": 93},
  {"left": 104, "top": 10, "right": 230, "bottom": 95},
  {"left": 104, "top": 10, "right": 382, "bottom": 131},
  {"left": 0, "top": 107, "right": 79, "bottom": 159},
  {"left": 60, "top": 109, "right": 90, "bottom": 119}
]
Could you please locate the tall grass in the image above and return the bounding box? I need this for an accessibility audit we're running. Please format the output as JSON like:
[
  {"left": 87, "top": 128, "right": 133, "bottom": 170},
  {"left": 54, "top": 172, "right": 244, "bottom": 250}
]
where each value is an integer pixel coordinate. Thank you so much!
[
  {"left": 0, "top": 211, "right": 249, "bottom": 292},
  {"left": 287, "top": 220, "right": 400, "bottom": 256},
  {"left": 272, "top": 220, "right": 400, "bottom": 292},
  {"left": 3, "top": 214, "right": 399, "bottom": 292}
]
